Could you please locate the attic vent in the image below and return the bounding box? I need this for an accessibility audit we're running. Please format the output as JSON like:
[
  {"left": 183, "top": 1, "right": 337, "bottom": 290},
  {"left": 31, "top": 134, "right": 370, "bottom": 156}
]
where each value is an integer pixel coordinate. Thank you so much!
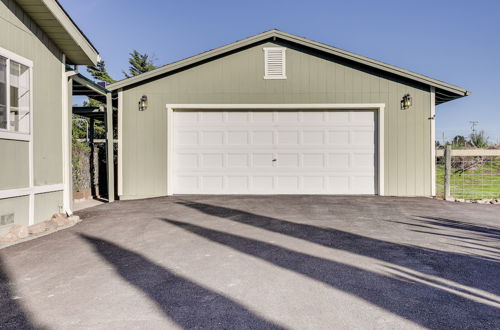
[{"left": 264, "top": 47, "right": 286, "bottom": 79}]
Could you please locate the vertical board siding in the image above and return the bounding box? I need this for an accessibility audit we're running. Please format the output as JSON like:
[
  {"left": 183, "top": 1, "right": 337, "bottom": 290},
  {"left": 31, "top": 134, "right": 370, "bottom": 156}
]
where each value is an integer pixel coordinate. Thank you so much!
[
  {"left": 34, "top": 190, "right": 62, "bottom": 224},
  {"left": 0, "top": 140, "right": 29, "bottom": 189},
  {"left": 0, "top": 0, "right": 63, "bottom": 188},
  {"left": 120, "top": 41, "right": 431, "bottom": 198},
  {"left": 0, "top": 196, "right": 29, "bottom": 234}
]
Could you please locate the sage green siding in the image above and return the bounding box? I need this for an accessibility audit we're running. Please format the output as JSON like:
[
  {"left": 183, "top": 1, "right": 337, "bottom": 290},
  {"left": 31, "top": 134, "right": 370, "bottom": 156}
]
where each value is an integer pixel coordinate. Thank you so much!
[
  {"left": 0, "top": 0, "right": 63, "bottom": 189},
  {"left": 34, "top": 190, "right": 62, "bottom": 223},
  {"left": 120, "top": 41, "right": 432, "bottom": 198},
  {"left": 0, "top": 139, "right": 29, "bottom": 189},
  {"left": 0, "top": 196, "right": 29, "bottom": 235}
]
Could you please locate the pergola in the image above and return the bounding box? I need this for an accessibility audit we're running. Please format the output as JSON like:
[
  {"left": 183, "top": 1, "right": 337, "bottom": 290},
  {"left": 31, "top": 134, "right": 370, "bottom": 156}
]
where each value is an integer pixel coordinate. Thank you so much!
[{"left": 70, "top": 72, "right": 117, "bottom": 202}]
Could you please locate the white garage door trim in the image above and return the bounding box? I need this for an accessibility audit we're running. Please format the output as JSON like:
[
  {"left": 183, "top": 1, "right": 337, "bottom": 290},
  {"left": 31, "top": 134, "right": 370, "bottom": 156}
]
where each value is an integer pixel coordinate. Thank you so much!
[{"left": 166, "top": 104, "right": 385, "bottom": 196}]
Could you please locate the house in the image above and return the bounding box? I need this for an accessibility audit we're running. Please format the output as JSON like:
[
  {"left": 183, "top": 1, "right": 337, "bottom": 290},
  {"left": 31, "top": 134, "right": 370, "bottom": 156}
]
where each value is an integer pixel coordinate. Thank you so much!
[
  {"left": 0, "top": 0, "right": 99, "bottom": 233},
  {"left": 105, "top": 30, "right": 468, "bottom": 199}
]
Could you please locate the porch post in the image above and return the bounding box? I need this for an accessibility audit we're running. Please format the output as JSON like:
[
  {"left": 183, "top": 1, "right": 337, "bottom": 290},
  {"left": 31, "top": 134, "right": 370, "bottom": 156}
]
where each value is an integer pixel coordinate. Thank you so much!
[
  {"left": 62, "top": 74, "right": 74, "bottom": 215},
  {"left": 89, "top": 118, "right": 96, "bottom": 197},
  {"left": 105, "top": 92, "right": 115, "bottom": 202}
]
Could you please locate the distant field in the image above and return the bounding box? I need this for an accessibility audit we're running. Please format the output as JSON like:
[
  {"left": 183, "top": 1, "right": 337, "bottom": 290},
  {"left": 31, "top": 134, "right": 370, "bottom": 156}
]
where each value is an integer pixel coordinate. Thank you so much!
[{"left": 436, "top": 158, "right": 500, "bottom": 200}]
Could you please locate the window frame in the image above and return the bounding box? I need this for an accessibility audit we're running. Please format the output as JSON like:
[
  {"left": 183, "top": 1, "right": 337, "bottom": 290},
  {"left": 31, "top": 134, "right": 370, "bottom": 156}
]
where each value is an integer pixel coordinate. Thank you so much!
[
  {"left": 263, "top": 47, "right": 287, "bottom": 80},
  {"left": 0, "top": 47, "right": 33, "bottom": 141}
]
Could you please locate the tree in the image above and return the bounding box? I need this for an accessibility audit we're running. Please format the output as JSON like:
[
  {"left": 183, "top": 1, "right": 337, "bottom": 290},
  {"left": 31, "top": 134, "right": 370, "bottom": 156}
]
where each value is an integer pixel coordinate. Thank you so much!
[
  {"left": 123, "top": 50, "right": 156, "bottom": 78},
  {"left": 451, "top": 135, "right": 466, "bottom": 148},
  {"left": 87, "top": 60, "right": 115, "bottom": 84},
  {"left": 469, "top": 130, "right": 489, "bottom": 148}
]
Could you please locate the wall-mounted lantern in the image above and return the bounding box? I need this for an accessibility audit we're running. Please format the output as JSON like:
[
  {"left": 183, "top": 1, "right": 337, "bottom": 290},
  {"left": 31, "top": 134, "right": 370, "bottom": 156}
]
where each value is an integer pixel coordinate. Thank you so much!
[
  {"left": 138, "top": 95, "right": 148, "bottom": 111},
  {"left": 401, "top": 93, "right": 412, "bottom": 110}
]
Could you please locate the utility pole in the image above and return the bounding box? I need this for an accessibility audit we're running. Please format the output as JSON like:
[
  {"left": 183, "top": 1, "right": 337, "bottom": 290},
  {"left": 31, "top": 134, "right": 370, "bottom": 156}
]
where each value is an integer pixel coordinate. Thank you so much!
[{"left": 470, "top": 121, "right": 479, "bottom": 135}]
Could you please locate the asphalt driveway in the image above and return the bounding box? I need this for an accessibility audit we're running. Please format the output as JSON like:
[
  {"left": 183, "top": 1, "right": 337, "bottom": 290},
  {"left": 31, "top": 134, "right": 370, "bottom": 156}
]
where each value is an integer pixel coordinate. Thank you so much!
[{"left": 1, "top": 196, "right": 499, "bottom": 329}]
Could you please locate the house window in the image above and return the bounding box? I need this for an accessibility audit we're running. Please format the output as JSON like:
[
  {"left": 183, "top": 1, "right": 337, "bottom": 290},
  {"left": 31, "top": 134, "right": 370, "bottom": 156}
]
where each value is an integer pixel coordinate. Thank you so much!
[
  {"left": 0, "top": 48, "right": 32, "bottom": 138},
  {"left": 264, "top": 47, "right": 286, "bottom": 79}
]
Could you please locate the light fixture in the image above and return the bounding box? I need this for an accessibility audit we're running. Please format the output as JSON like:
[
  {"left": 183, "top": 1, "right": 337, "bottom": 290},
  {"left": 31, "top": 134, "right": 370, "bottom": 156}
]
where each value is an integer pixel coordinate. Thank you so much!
[
  {"left": 139, "top": 95, "right": 148, "bottom": 111},
  {"left": 401, "top": 93, "right": 412, "bottom": 110}
]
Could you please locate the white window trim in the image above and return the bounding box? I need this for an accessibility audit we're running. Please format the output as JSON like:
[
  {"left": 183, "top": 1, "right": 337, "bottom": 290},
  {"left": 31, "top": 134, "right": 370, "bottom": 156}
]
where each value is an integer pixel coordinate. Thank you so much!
[
  {"left": 263, "top": 47, "right": 287, "bottom": 80},
  {"left": 0, "top": 46, "right": 33, "bottom": 141},
  {"left": 165, "top": 103, "right": 385, "bottom": 196}
]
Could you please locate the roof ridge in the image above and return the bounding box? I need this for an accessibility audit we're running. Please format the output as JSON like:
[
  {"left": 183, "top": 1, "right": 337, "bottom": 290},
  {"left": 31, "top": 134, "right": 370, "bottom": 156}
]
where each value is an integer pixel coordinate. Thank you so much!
[{"left": 106, "top": 29, "right": 468, "bottom": 101}]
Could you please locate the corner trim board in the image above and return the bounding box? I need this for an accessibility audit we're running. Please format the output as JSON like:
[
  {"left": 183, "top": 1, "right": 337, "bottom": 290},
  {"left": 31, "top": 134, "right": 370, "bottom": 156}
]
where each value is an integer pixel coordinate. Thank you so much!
[
  {"left": 117, "top": 89, "right": 123, "bottom": 196},
  {"left": 430, "top": 87, "right": 436, "bottom": 196}
]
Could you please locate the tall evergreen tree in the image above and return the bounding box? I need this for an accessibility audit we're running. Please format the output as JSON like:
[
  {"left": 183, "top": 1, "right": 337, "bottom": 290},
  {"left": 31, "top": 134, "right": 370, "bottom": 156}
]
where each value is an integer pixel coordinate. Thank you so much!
[
  {"left": 86, "top": 60, "right": 115, "bottom": 84},
  {"left": 123, "top": 50, "right": 156, "bottom": 78}
]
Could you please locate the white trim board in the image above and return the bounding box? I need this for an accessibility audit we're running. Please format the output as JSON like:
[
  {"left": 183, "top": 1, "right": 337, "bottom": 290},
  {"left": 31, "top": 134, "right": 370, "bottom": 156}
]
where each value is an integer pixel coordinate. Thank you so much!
[
  {"left": 430, "top": 87, "right": 436, "bottom": 196},
  {"left": 0, "top": 184, "right": 64, "bottom": 199},
  {"left": 117, "top": 89, "right": 123, "bottom": 196},
  {"left": 165, "top": 104, "right": 385, "bottom": 196}
]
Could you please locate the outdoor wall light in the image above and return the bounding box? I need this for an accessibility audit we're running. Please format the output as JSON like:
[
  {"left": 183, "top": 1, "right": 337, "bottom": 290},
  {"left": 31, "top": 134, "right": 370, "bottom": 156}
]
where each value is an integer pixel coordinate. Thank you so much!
[
  {"left": 139, "top": 95, "right": 148, "bottom": 111},
  {"left": 401, "top": 93, "right": 412, "bottom": 110}
]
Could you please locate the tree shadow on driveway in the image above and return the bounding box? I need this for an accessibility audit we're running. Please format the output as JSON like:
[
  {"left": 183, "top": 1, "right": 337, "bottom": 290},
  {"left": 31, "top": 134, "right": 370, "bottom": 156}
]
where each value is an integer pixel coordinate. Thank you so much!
[
  {"left": 161, "top": 217, "right": 500, "bottom": 330},
  {"left": 176, "top": 201, "right": 500, "bottom": 297},
  {"left": 0, "top": 256, "right": 43, "bottom": 330},
  {"left": 80, "top": 234, "right": 284, "bottom": 330},
  {"left": 410, "top": 216, "right": 500, "bottom": 239}
]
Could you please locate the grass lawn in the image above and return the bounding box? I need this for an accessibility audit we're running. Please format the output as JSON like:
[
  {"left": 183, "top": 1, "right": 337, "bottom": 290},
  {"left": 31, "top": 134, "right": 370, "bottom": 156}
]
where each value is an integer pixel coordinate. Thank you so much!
[{"left": 436, "top": 158, "right": 500, "bottom": 200}]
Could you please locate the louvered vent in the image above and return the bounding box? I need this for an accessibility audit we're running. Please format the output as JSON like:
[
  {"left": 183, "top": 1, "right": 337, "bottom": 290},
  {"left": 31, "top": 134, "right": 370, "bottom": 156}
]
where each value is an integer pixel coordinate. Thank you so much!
[{"left": 264, "top": 47, "right": 286, "bottom": 79}]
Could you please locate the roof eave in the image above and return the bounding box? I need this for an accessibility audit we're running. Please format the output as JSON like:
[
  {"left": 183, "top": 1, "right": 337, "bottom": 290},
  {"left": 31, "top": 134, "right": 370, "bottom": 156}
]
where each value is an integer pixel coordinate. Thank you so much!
[{"left": 15, "top": 0, "right": 99, "bottom": 65}]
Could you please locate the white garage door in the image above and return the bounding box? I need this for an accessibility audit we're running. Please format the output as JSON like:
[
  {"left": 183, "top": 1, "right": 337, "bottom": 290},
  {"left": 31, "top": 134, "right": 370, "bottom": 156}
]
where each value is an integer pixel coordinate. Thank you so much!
[{"left": 173, "top": 110, "right": 376, "bottom": 194}]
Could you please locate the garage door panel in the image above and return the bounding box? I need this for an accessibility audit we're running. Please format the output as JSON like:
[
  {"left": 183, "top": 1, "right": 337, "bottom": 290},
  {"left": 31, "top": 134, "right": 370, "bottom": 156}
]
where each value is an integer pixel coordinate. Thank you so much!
[
  {"left": 227, "top": 112, "right": 249, "bottom": 122},
  {"left": 302, "top": 112, "right": 325, "bottom": 122},
  {"left": 201, "top": 112, "right": 224, "bottom": 122},
  {"left": 303, "top": 131, "right": 325, "bottom": 144},
  {"left": 276, "top": 176, "right": 300, "bottom": 190},
  {"left": 201, "top": 131, "right": 224, "bottom": 145},
  {"left": 328, "top": 176, "right": 350, "bottom": 193},
  {"left": 252, "top": 131, "right": 274, "bottom": 144},
  {"left": 329, "top": 153, "right": 350, "bottom": 169},
  {"left": 303, "top": 153, "right": 325, "bottom": 168},
  {"left": 178, "top": 154, "right": 199, "bottom": 168},
  {"left": 328, "top": 131, "right": 350, "bottom": 145},
  {"left": 276, "top": 112, "right": 299, "bottom": 122},
  {"left": 227, "top": 154, "right": 249, "bottom": 168},
  {"left": 253, "top": 176, "right": 274, "bottom": 190},
  {"left": 227, "top": 176, "right": 249, "bottom": 191},
  {"left": 277, "top": 131, "right": 299, "bottom": 144},
  {"left": 173, "top": 110, "right": 376, "bottom": 194},
  {"left": 201, "top": 176, "right": 224, "bottom": 191},
  {"left": 252, "top": 112, "right": 274, "bottom": 123},
  {"left": 350, "top": 129, "right": 375, "bottom": 145},
  {"left": 177, "top": 131, "right": 199, "bottom": 145},
  {"left": 351, "top": 176, "right": 375, "bottom": 194},
  {"left": 303, "top": 176, "right": 326, "bottom": 190},
  {"left": 327, "top": 112, "right": 350, "bottom": 122},
  {"left": 227, "top": 131, "right": 249, "bottom": 145},
  {"left": 201, "top": 154, "right": 224, "bottom": 168}
]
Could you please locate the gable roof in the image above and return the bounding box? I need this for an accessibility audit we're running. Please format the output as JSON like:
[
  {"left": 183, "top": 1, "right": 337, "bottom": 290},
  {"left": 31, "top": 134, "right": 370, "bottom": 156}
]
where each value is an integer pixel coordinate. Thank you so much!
[
  {"left": 106, "top": 29, "right": 469, "bottom": 104},
  {"left": 15, "top": 0, "right": 99, "bottom": 65}
]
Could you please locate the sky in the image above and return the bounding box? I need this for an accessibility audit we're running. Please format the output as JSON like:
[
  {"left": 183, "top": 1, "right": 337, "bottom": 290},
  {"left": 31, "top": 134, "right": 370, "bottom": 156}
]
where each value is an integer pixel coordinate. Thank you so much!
[{"left": 60, "top": 0, "right": 500, "bottom": 143}]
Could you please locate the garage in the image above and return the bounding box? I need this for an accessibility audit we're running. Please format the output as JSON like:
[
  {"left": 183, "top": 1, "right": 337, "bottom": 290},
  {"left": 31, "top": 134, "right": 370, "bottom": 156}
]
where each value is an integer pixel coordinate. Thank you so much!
[
  {"left": 171, "top": 107, "right": 379, "bottom": 195},
  {"left": 107, "top": 30, "right": 469, "bottom": 199}
]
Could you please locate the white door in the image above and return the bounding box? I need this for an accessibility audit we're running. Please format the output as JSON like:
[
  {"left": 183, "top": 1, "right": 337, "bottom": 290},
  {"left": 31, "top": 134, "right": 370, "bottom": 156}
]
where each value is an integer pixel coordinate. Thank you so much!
[{"left": 173, "top": 110, "right": 376, "bottom": 194}]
